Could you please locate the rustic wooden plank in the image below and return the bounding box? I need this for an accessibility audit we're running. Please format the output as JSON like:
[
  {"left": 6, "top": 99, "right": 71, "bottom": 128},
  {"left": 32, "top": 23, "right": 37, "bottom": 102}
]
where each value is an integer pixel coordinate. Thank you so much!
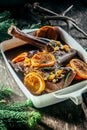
[{"left": 0, "top": 53, "right": 27, "bottom": 102}]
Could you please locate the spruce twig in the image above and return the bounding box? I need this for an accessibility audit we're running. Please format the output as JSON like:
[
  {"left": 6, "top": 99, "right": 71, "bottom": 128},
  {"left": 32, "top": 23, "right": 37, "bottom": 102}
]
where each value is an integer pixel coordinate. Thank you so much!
[
  {"left": 0, "top": 110, "right": 41, "bottom": 129},
  {"left": 0, "top": 99, "right": 33, "bottom": 111}
]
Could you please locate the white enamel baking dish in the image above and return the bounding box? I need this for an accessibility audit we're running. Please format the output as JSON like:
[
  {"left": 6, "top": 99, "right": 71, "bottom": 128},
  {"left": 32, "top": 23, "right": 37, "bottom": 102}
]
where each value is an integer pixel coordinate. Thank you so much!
[{"left": 1, "top": 27, "right": 87, "bottom": 108}]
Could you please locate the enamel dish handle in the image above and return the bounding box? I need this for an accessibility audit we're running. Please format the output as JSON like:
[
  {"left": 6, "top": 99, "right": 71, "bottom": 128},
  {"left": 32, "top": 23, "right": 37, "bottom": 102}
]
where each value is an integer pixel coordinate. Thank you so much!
[{"left": 52, "top": 85, "right": 87, "bottom": 105}]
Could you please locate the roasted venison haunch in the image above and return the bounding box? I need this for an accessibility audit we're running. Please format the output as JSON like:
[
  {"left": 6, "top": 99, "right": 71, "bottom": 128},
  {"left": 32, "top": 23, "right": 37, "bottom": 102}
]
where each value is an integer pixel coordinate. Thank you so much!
[
  {"left": 45, "top": 67, "right": 76, "bottom": 93},
  {"left": 10, "top": 50, "right": 77, "bottom": 95},
  {"left": 8, "top": 25, "right": 54, "bottom": 52},
  {"left": 8, "top": 25, "right": 77, "bottom": 65},
  {"left": 8, "top": 25, "right": 87, "bottom": 95}
]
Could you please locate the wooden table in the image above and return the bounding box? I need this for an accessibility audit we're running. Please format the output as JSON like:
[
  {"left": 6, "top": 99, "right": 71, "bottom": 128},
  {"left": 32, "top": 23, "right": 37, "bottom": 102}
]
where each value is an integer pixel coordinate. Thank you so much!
[{"left": 0, "top": 0, "right": 87, "bottom": 130}]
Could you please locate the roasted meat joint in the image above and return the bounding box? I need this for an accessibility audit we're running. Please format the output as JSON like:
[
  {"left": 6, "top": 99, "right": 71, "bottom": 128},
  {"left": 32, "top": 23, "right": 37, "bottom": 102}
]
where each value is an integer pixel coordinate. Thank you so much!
[{"left": 7, "top": 25, "right": 87, "bottom": 95}]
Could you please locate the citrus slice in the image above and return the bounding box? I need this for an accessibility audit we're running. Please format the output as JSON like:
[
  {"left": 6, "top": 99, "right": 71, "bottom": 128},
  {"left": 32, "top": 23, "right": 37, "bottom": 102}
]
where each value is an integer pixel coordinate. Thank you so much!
[
  {"left": 66, "top": 62, "right": 82, "bottom": 81},
  {"left": 12, "top": 52, "right": 28, "bottom": 63},
  {"left": 24, "top": 72, "right": 45, "bottom": 95},
  {"left": 31, "top": 52, "right": 56, "bottom": 67},
  {"left": 74, "top": 74, "right": 83, "bottom": 81},
  {"left": 35, "top": 26, "right": 58, "bottom": 40},
  {"left": 70, "top": 58, "right": 87, "bottom": 79}
]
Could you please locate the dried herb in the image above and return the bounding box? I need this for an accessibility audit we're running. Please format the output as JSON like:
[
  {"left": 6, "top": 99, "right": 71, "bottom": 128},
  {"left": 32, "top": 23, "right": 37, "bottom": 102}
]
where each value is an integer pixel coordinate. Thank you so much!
[
  {"left": 40, "top": 67, "right": 54, "bottom": 71},
  {"left": 64, "top": 72, "right": 71, "bottom": 85}
]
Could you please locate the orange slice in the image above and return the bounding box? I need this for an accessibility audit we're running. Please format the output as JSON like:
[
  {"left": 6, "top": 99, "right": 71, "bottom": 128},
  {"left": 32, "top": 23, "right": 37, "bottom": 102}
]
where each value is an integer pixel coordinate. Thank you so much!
[
  {"left": 70, "top": 58, "right": 87, "bottom": 79},
  {"left": 66, "top": 62, "right": 82, "bottom": 81},
  {"left": 31, "top": 52, "right": 56, "bottom": 67},
  {"left": 35, "top": 26, "right": 58, "bottom": 40},
  {"left": 74, "top": 74, "right": 83, "bottom": 81},
  {"left": 24, "top": 72, "right": 45, "bottom": 95},
  {"left": 12, "top": 52, "right": 28, "bottom": 63}
]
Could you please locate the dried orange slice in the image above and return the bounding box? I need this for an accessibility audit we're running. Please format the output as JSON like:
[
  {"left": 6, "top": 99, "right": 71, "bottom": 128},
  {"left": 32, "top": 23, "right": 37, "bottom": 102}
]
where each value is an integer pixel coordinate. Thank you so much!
[
  {"left": 12, "top": 52, "right": 28, "bottom": 63},
  {"left": 24, "top": 72, "right": 45, "bottom": 95},
  {"left": 74, "top": 74, "right": 83, "bottom": 81},
  {"left": 31, "top": 52, "right": 56, "bottom": 67},
  {"left": 66, "top": 62, "right": 82, "bottom": 81},
  {"left": 35, "top": 26, "right": 58, "bottom": 40},
  {"left": 70, "top": 58, "right": 87, "bottom": 79}
]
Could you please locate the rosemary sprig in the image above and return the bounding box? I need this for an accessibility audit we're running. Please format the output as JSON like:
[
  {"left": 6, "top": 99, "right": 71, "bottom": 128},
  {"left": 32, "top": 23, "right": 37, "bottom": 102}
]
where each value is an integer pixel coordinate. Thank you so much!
[{"left": 64, "top": 72, "right": 71, "bottom": 85}]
